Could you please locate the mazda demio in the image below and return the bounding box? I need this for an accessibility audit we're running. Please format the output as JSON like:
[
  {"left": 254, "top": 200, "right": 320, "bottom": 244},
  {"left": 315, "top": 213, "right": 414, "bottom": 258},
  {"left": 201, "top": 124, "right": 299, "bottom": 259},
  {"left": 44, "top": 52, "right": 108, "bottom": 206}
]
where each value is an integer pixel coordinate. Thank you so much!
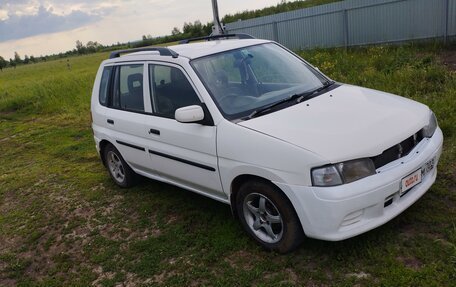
[{"left": 91, "top": 35, "right": 443, "bottom": 253}]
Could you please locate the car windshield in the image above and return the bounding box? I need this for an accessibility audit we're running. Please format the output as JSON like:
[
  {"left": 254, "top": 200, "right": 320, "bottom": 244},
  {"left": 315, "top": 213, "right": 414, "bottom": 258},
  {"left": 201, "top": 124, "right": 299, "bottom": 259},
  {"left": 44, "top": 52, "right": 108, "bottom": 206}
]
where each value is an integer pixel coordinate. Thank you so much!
[{"left": 191, "top": 43, "right": 328, "bottom": 120}]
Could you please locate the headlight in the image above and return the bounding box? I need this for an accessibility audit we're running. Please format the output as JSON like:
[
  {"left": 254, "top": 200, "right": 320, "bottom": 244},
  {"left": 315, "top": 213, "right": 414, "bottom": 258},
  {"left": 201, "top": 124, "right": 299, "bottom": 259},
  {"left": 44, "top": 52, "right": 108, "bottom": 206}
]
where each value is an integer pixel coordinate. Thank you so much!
[
  {"left": 422, "top": 112, "right": 438, "bottom": 138},
  {"left": 312, "top": 158, "right": 376, "bottom": 187},
  {"left": 311, "top": 165, "right": 343, "bottom": 187}
]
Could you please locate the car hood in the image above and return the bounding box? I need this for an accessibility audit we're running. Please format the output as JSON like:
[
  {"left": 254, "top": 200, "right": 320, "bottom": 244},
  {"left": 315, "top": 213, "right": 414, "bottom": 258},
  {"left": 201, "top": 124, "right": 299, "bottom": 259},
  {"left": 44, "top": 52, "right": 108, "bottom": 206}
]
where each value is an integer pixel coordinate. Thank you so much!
[{"left": 238, "top": 84, "right": 430, "bottom": 163}]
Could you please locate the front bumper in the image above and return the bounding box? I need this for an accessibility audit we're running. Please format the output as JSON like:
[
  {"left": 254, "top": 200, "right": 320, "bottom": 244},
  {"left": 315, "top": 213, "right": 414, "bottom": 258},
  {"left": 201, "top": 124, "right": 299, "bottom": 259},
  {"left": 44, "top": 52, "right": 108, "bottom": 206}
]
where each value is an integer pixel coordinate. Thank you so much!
[{"left": 275, "top": 127, "right": 443, "bottom": 241}]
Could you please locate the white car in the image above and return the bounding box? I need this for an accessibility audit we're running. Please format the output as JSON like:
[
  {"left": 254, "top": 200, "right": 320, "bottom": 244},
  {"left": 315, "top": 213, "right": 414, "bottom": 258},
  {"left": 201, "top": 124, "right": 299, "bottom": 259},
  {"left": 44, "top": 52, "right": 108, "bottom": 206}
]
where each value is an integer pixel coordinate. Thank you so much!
[{"left": 91, "top": 36, "right": 443, "bottom": 253}]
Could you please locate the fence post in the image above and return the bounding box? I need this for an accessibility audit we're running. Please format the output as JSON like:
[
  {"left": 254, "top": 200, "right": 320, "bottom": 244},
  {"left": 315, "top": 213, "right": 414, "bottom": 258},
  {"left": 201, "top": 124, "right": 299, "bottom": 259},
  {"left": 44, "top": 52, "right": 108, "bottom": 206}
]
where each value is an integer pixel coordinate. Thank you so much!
[
  {"left": 444, "top": 0, "right": 449, "bottom": 44},
  {"left": 343, "top": 9, "right": 349, "bottom": 48},
  {"left": 273, "top": 22, "right": 279, "bottom": 42}
]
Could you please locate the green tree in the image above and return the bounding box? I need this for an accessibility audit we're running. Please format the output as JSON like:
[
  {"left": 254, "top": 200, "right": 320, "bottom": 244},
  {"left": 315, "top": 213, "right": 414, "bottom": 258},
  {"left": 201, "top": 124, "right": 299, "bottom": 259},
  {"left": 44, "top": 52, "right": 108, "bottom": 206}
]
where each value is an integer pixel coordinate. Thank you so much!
[
  {"left": 183, "top": 20, "right": 205, "bottom": 37},
  {"left": 9, "top": 58, "right": 16, "bottom": 68},
  {"left": 14, "top": 51, "right": 22, "bottom": 64},
  {"left": 86, "top": 41, "right": 103, "bottom": 53},
  {"left": 75, "top": 40, "right": 86, "bottom": 54},
  {"left": 171, "top": 27, "right": 181, "bottom": 35},
  {"left": 0, "top": 56, "right": 8, "bottom": 71},
  {"left": 222, "top": 0, "right": 341, "bottom": 24}
]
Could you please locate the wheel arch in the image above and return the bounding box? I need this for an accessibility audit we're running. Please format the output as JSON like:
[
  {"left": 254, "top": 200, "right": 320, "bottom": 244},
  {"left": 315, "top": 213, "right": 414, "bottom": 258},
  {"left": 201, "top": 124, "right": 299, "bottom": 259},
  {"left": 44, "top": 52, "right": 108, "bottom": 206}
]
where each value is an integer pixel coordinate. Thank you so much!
[
  {"left": 98, "top": 139, "right": 113, "bottom": 167},
  {"left": 230, "top": 173, "right": 305, "bottom": 252},
  {"left": 229, "top": 174, "right": 296, "bottom": 222}
]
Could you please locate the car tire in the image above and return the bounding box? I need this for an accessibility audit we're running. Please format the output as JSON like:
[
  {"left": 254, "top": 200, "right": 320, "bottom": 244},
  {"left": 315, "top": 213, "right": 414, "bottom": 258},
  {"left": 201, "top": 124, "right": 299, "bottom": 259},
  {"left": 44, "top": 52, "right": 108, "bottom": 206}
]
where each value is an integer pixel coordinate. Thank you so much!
[
  {"left": 236, "top": 180, "right": 304, "bottom": 253},
  {"left": 103, "top": 144, "right": 136, "bottom": 188}
]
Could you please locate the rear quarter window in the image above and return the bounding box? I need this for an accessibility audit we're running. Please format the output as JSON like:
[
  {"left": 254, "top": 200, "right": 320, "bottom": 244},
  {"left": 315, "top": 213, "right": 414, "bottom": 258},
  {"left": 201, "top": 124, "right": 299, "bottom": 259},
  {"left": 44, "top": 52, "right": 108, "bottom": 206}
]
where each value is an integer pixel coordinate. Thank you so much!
[{"left": 99, "top": 66, "right": 112, "bottom": 106}]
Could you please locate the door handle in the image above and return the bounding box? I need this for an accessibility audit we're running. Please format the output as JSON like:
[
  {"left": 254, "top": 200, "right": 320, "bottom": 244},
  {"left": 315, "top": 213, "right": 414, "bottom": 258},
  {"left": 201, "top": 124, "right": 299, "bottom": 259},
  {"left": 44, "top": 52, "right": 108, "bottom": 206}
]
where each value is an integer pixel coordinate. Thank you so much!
[
  {"left": 148, "top": 128, "right": 160, "bottom": 135},
  {"left": 107, "top": 119, "right": 114, "bottom": 124}
]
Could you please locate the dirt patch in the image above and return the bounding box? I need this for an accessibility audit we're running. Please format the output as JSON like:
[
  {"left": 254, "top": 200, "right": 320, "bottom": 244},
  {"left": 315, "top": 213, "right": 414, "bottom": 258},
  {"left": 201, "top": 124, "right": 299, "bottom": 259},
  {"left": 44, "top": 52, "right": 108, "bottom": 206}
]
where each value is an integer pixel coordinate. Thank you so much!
[
  {"left": 262, "top": 268, "right": 300, "bottom": 285},
  {"left": 166, "top": 213, "right": 180, "bottom": 225},
  {"left": 152, "top": 270, "right": 177, "bottom": 284},
  {"left": 0, "top": 190, "right": 20, "bottom": 216},
  {"left": 0, "top": 278, "right": 16, "bottom": 287},
  {"left": 346, "top": 271, "right": 370, "bottom": 279},
  {"left": 123, "top": 272, "right": 152, "bottom": 287},
  {"left": 440, "top": 50, "right": 456, "bottom": 71},
  {"left": 98, "top": 222, "right": 161, "bottom": 242},
  {"left": 0, "top": 175, "right": 138, "bottom": 284},
  {"left": 92, "top": 266, "right": 116, "bottom": 287},
  {"left": 0, "top": 134, "right": 17, "bottom": 143},
  {"left": 396, "top": 256, "right": 423, "bottom": 270},
  {"left": 397, "top": 222, "right": 420, "bottom": 238},
  {"left": 284, "top": 268, "right": 299, "bottom": 284},
  {"left": 224, "top": 250, "right": 260, "bottom": 271}
]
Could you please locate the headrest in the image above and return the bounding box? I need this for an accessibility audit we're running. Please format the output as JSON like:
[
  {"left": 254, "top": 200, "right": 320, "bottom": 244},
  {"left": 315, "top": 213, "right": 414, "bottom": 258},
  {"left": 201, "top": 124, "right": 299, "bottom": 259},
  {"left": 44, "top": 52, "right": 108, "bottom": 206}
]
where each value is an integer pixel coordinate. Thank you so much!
[{"left": 128, "top": 73, "right": 143, "bottom": 90}]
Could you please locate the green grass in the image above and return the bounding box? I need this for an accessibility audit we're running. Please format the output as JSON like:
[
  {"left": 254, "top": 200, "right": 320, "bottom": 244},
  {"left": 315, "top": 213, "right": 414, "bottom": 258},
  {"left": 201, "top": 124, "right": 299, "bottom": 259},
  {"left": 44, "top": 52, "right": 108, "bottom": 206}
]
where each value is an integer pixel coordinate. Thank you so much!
[{"left": 1, "top": 42, "right": 455, "bottom": 286}]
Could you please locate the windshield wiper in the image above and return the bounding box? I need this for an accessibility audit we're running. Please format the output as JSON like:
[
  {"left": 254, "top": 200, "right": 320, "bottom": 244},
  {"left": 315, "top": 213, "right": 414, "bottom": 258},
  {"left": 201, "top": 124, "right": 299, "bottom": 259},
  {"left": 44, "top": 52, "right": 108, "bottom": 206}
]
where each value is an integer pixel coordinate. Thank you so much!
[
  {"left": 309, "top": 80, "right": 335, "bottom": 95},
  {"left": 246, "top": 93, "right": 303, "bottom": 119},
  {"left": 245, "top": 81, "right": 335, "bottom": 120},
  {"left": 294, "top": 80, "right": 335, "bottom": 104}
]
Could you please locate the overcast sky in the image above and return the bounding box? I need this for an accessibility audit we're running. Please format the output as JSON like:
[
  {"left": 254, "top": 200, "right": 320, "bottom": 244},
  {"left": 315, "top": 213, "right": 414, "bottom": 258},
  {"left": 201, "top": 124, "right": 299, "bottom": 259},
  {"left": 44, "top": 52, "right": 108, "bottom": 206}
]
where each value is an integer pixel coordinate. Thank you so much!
[{"left": 0, "top": 0, "right": 283, "bottom": 59}]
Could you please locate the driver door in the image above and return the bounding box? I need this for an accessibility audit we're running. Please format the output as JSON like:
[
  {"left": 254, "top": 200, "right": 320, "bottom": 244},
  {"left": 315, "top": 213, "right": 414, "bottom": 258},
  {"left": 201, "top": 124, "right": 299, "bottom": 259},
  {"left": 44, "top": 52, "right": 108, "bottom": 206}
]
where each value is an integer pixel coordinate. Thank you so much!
[{"left": 144, "top": 63, "right": 224, "bottom": 198}]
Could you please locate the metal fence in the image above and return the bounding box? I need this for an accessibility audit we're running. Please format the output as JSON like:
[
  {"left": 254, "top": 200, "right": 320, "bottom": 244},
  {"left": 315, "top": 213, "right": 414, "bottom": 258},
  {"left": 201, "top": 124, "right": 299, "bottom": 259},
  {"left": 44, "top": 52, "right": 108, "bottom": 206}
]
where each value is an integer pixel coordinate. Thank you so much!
[{"left": 226, "top": 0, "right": 456, "bottom": 50}]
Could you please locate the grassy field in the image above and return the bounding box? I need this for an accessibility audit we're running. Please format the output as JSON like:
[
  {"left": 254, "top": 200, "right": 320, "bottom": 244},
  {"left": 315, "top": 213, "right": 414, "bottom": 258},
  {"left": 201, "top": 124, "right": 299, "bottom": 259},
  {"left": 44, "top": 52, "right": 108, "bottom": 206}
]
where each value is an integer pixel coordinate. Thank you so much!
[{"left": 0, "top": 43, "right": 455, "bottom": 286}]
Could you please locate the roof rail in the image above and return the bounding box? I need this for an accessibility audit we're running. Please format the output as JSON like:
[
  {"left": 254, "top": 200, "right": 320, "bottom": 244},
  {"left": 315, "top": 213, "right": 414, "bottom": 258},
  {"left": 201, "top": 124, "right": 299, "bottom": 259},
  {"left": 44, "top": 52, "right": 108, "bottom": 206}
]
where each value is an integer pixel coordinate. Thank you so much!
[
  {"left": 109, "top": 47, "right": 179, "bottom": 59},
  {"left": 179, "top": 33, "right": 255, "bottom": 44}
]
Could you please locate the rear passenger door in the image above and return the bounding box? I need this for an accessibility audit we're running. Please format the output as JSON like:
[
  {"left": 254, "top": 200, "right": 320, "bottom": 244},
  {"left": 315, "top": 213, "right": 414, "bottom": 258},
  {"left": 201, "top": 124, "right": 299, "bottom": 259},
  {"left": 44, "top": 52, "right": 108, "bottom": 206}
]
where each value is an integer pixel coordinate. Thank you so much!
[
  {"left": 100, "top": 63, "right": 154, "bottom": 174},
  {"left": 144, "top": 63, "right": 224, "bottom": 198}
]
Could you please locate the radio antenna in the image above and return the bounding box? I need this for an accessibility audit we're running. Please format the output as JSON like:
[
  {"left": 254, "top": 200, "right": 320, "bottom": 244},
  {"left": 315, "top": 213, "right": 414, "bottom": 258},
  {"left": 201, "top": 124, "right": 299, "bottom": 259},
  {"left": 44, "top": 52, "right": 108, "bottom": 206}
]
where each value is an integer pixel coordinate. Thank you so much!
[{"left": 211, "top": 0, "right": 226, "bottom": 35}]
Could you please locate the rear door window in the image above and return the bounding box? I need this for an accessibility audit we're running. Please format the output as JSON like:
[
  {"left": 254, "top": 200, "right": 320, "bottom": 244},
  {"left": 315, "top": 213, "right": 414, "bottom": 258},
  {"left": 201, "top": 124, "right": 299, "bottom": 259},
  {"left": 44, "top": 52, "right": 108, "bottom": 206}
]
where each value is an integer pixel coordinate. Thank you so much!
[{"left": 112, "top": 64, "right": 145, "bottom": 112}]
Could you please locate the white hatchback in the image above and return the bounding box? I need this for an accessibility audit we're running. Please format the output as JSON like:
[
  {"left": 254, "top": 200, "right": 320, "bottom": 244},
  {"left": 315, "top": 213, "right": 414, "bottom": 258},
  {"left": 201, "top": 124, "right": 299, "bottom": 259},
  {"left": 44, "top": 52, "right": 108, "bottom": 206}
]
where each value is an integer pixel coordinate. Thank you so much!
[{"left": 91, "top": 37, "right": 443, "bottom": 253}]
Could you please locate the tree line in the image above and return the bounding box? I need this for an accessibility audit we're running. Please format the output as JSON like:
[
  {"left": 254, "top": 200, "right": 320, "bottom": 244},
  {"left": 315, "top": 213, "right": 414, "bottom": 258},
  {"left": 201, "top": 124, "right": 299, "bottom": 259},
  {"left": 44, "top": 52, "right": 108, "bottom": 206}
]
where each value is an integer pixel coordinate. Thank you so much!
[
  {"left": 0, "top": 40, "right": 106, "bottom": 71},
  {"left": 0, "top": 52, "right": 36, "bottom": 71}
]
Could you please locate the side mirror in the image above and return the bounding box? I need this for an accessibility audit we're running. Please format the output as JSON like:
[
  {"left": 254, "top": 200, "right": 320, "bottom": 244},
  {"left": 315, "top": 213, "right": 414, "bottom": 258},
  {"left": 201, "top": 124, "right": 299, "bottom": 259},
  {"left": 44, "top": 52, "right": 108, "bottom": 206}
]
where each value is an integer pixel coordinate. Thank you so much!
[{"left": 175, "top": 105, "right": 205, "bottom": 123}]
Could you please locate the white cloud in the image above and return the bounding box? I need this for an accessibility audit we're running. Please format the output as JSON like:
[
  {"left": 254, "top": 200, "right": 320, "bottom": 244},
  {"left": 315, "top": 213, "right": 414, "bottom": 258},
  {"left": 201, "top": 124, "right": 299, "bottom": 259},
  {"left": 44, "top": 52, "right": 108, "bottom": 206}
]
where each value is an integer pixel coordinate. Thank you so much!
[
  {"left": 0, "top": 5, "right": 107, "bottom": 41},
  {"left": 1, "top": 0, "right": 118, "bottom": 16},
  {"left": 0, "top": 9, "right": 8, "bottom": 20}
]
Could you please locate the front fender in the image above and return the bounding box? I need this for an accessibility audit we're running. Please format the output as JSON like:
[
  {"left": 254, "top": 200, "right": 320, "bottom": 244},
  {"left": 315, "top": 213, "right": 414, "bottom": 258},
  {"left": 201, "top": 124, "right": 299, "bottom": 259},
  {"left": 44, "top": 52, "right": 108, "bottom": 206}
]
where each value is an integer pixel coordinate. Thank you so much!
[{"left": 217, "top": 120, "right": 328, "bottom": 197}]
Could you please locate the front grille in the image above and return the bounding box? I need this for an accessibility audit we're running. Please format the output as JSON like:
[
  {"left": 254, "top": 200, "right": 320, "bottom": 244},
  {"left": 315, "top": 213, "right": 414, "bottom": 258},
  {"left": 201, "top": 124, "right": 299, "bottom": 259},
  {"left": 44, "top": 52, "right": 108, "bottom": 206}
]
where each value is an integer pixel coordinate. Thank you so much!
[{"left": 371, "top": 130, "right": 423, "bottom": 169}]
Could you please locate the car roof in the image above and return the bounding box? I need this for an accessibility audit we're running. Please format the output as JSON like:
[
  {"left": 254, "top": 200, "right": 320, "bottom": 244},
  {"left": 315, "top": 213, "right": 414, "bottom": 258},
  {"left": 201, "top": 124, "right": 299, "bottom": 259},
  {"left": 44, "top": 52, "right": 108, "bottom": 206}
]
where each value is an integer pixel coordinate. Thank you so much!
[
  {"left": 168, "top": 39, "right": 271, "bottom": 59},
  {"left": 111, "top": 39, "right": 272, "bottom": 62}
]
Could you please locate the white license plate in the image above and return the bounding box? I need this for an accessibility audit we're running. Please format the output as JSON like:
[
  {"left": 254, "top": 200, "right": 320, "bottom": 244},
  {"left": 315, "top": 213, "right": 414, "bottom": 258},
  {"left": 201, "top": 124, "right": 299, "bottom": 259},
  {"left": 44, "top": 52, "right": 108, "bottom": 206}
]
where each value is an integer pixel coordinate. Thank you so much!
[
  {"left": 401, "top": 169, "right": 422, "bottom": 195},
  {"left": 400, "top": 157, "right": 436, "bottom": 196}
]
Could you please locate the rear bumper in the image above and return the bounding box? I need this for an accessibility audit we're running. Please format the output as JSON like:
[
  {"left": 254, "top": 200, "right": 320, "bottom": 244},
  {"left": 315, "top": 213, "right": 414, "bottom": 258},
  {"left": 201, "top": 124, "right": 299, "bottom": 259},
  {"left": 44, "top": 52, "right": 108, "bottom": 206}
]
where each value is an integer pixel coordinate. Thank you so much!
[
  {"left": 275, "top": 128, "right": 443, "bottom": 241},
  {"left": 93, "top": 135, "right": 101, "bottom": 154}
]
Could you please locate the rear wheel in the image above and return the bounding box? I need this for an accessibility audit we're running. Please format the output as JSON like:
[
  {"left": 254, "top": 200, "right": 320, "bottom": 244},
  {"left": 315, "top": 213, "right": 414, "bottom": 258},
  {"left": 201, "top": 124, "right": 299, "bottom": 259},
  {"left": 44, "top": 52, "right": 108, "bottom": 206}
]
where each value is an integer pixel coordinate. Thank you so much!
[
  {"left": 236, "top": 180, "right": 304, "bottom": 253},
  {"left": 103, "top": 144, "right": 136, "bottom": 188}
]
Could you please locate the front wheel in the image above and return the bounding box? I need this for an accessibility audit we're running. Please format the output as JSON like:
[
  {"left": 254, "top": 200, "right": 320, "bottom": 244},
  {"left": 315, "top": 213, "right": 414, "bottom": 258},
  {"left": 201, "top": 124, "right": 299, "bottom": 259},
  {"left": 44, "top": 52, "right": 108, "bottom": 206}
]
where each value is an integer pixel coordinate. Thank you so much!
[{"left": 236, "top": 180, "right": 304, "bottom": 253}]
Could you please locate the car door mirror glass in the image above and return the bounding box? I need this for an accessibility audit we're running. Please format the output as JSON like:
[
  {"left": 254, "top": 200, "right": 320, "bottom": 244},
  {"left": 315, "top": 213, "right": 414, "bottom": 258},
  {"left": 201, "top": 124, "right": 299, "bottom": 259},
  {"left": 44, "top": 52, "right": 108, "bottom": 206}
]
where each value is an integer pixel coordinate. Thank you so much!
[{"left": 175, "top": 105, "right": 205, "bottom": 123}]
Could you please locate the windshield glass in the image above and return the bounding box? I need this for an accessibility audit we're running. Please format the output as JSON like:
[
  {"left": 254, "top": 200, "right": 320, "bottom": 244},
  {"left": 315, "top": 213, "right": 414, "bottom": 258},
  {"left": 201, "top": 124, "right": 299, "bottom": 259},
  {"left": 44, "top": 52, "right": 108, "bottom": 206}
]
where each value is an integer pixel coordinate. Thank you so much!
[{"left": 191, "top": 43, "right": 327, "bottom": 120}]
